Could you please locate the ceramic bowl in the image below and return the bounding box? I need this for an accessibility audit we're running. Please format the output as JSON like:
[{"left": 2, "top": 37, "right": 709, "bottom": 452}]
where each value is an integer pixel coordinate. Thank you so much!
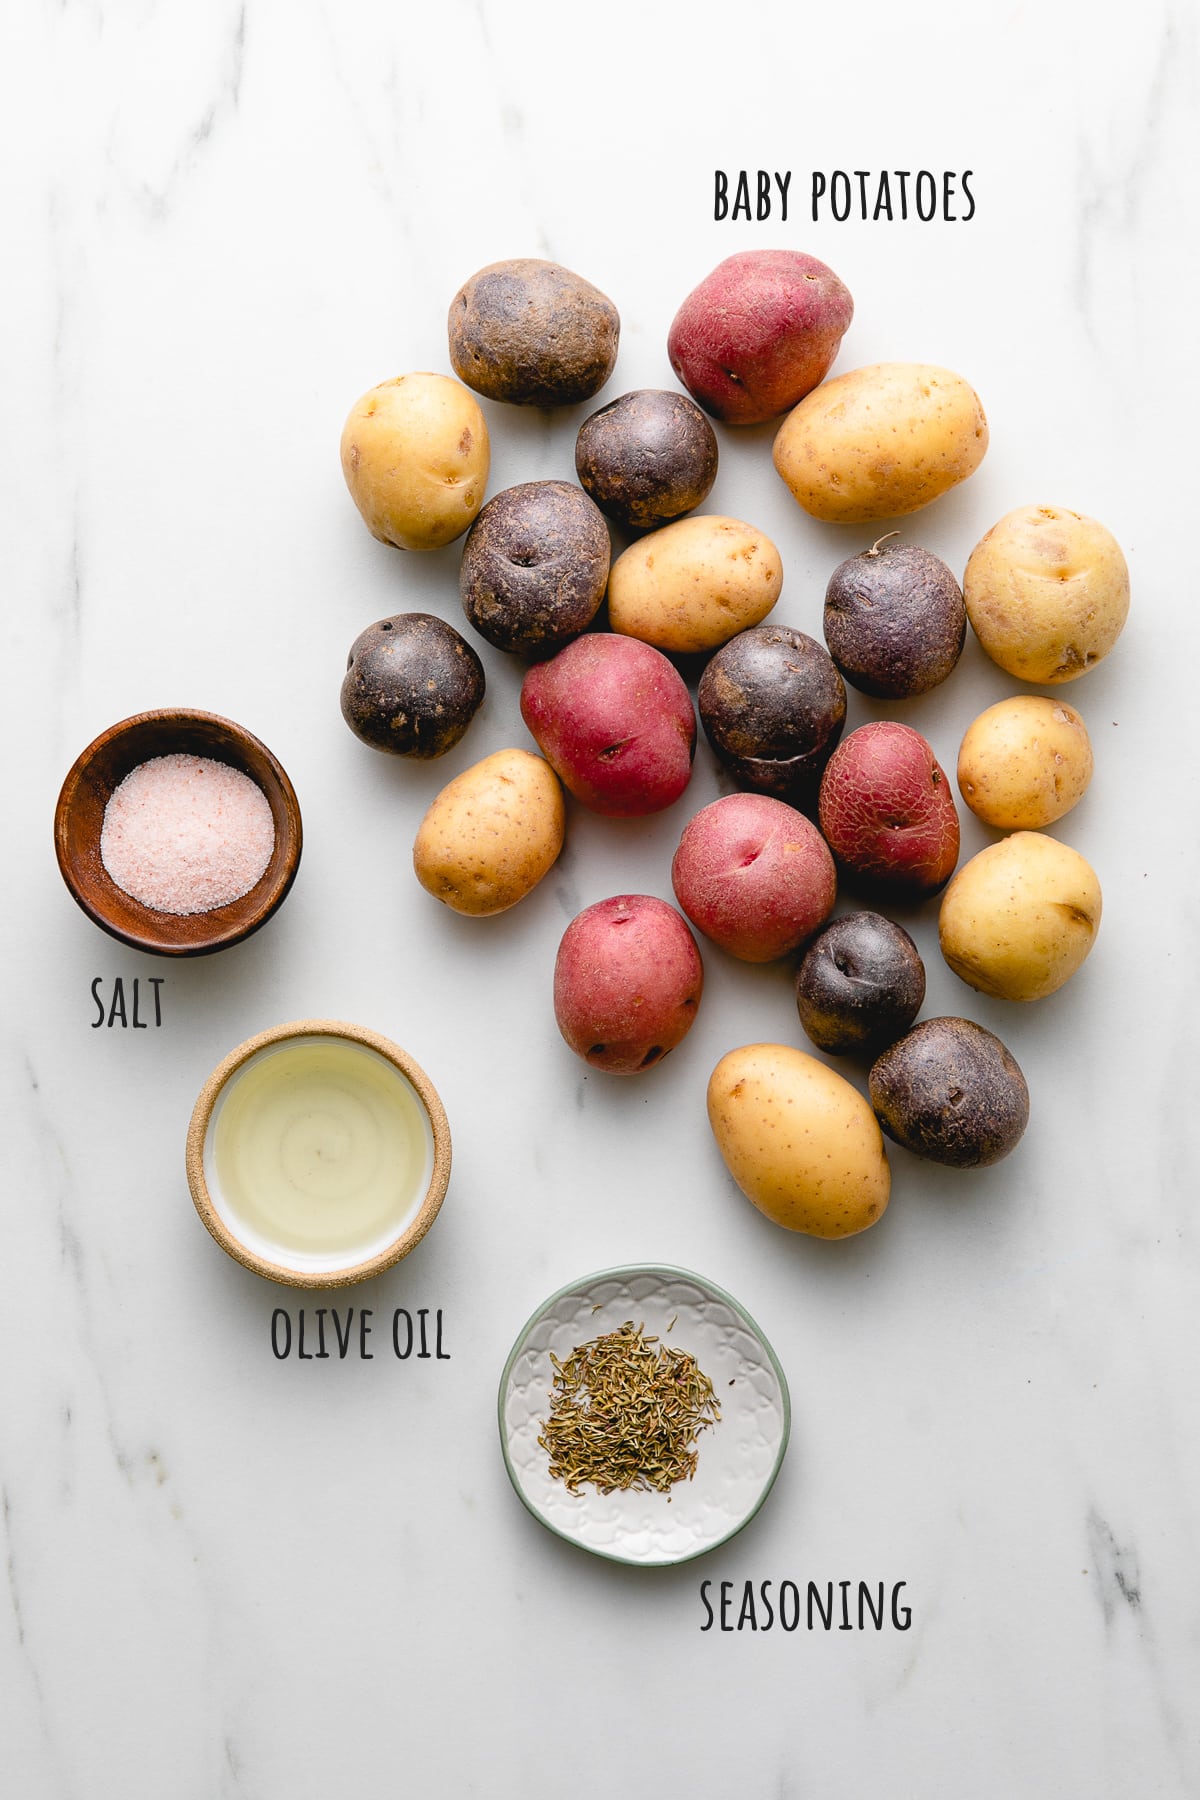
[
  {"left": 185, "top": 1020, "right": 452, "bottom": 1287},
  {"left": 54, "top": 707, "right": 302, "bottom": 956},
  {"left": 499, "top": 1264, "right": 790, "bottom": 1566}
]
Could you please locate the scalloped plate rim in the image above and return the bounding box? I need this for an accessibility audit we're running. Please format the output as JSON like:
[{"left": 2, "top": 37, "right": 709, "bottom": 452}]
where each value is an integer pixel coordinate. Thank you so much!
[{"left": 497, "top": 1261, "right": 792, "bottom": 1568}]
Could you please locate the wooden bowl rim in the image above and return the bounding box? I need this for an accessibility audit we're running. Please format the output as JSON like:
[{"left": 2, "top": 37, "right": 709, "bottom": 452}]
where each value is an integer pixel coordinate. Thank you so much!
[
  {"left": 53, "top": 707, "right": 302, "bottom": 958},
  {"left": 185, "top": 1019, "right": 452, "bottom": 1289}
]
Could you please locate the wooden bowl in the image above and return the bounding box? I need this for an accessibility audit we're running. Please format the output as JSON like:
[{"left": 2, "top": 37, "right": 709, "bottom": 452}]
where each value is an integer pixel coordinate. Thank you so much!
[
  {"left": 185, "top": 1020, "right": 452, "bottom": 1287},
  {"left": 54, "top": 708, "right": 302, "bottom": 956}
]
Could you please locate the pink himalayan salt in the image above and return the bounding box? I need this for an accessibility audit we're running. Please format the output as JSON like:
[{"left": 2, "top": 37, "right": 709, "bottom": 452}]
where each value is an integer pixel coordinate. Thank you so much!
[{"left": 100, "top": 754, "right": 275, "bottom": 915}]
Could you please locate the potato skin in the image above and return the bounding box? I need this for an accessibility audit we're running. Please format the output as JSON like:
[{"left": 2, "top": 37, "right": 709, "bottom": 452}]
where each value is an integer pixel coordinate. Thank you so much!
[
  {"left": 796, "top": 913, "right": 925, "bottom": 1056},
  {"left": 520, "top": 634, "right": 696, "bottom": 818},
  {"left": 938, "top": 831, "right": 1102, "bottom": 1001},
  {"left": 448, "top": 258, "right": 619, "bottom": 408},
  {"left": 608, "top": 515, "right": 783, "bottom": 654},
  {"left": 412, "top": 748, "right": 564, "bottom": 917},
  {"left": 340, "top": 373, "right": 489, "bottom": 551},
  {"left": 667, "top": 250, "right": 853, "bottom": 426},
  {"left": 460, "top": 481, "right": 610, "bottom": 658},
  {"left": 963, "top": 505, "right": 1129, "bottom": 683},
  {"left": 869, "top": 1018, "right": 1029, "bottom": 1168},
  {"left": 340, "top": 614, "right": 485, "bottom": 758},
  {"left": 707, "top": 1044, "right": 890, "bottom": 1239},
  {"left": 575, "top": 389, "right": 717, "bottom": 531},
  {"left": 818, "top": 721, "right": 960, "bottom": 896},
  {"left": 824, "top": 540, "right": 966, "bottom": 698},
  {"left": 773, "top": 362, "right": 988, "bottom": 524},
  {"left": 554, "top": 895, "right": 703, "bottom": 1074},
  {"left": 672, "top": 794, "right": 836, "bottom": 963},
  {"left": 698, "top": 626, "right": 846, "bottom": 801},
  {"left": 957, "top": 696, "right": 1093, "bottom": 829}
]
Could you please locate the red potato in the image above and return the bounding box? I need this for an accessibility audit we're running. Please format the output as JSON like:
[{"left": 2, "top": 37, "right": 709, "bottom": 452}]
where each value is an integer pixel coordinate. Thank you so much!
[
  {"left": 667, "top": 250, "right": 853, "bottom": 426},
  {"left": 671, "top": 793, "right": 836, "bottom": 963},
  {"left": 554, "top": 895, "right": 704, "bottom": 1074},
  {"left": 818, "top": 721, "right": 959, "bottom": 896},
  {"left": 520, "top": 634, "right": 696, "bottom": 817}
]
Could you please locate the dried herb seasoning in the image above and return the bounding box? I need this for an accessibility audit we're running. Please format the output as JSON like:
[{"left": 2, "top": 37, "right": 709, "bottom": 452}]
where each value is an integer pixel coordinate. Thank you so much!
[{"left": 538, "top": 1320, "right": 721, "bottom": 1497}]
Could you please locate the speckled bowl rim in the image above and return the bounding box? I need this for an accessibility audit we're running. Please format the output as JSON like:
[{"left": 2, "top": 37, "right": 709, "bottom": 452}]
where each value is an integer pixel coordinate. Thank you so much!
[
  {"left": 54, "top": 706, "right": 302, "bottom": 958},
  {"left": 185, "top": 1019, "right": 452, "bottom": 1289},
  {"left": 497, "top": 1263, "right": 792, "bottom": 1568}
]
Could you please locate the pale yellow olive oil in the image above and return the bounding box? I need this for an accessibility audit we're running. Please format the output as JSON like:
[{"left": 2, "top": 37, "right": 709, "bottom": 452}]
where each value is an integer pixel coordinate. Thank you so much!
[{"left": 213, "top": 1039, "right": 431, "bottom": 1264}]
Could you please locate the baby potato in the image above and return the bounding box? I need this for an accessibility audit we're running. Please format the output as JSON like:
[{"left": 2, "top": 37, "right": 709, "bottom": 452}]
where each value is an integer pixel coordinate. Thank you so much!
[
  {"left": 554, "top": 895, "right": 703, "bottom": 1074},
  {"left": 963, "top": 504, "right": 1129, "bottom": 682},
  {"left": 796, "top": 912, "right": 925, "bottom": 1057},
  {"left": 870, "top": 1018, "right": 1029, "bottom": 1169},
  {"left": 341, "top": 613, "right": 485, "bottom": 759},
  {"left": 957, "top": 696, "right": 1093, "bottom": 829},
  {"left": 938, "top": 831, "right": 1102, "bottom": 1002},
  {"left": 449, "top": 259, "right": 619, "bottom": 408},
  {"left": 608, "top": 515, "right": 783, "bottom": 654},
  {"left": 575, "top": 389, "right": 718, "bottom": 531},
  {"left": 698, "top": 626, "right": 846, "bottom": 802},
  {"left": 707, "top": 1044, "right": 890, "bottom": 1239},
  {"left": 413, "top": 748, "right": 564, "bottom": 916},
  {"left": 341, "top": 373, "right": 489, "bottom": 551},
  {"left": 672, "top": 794, "right": 836, "bottom": 963},
  {"left": 460, "top": 481, "right": 610, "bottom": 658},
  {"left": 773, "top": 362, "right": 988, "bottom": 524}
]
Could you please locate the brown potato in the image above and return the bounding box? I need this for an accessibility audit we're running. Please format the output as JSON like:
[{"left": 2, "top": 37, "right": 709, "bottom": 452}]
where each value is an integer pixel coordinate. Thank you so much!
[{"left": 448, "top": 259, "right": 619, "bottom": 407}]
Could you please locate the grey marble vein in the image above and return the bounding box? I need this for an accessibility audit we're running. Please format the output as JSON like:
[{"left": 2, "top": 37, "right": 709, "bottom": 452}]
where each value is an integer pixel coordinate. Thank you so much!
[
  {"left": 1087, "top": 1507, "right": 1142, "bottom": 1626},
  {"left": 1074, "top": 4, "right": 1195, "bottom": 342}
]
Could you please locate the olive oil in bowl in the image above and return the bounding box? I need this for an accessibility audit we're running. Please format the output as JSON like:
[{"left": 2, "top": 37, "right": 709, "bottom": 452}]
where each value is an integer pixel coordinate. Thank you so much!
[{"left": 188, "top": 1023, "right": 450, "bottom": 1285}]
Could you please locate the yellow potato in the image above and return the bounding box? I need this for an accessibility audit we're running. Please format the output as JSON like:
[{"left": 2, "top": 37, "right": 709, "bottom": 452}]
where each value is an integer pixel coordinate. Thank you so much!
[
  {"left": 413, "top": 749, "right": 564, "bottom": 916},
  {"left": 607, "top": 515, "right": 782, "bottom": 653},
  {"left": 707, "top": 1044, "right": 890, "bottom": 1240},
  {"left": 938, "top": 832, "right": 1101, "bottom": 1002},
  {"left": 772, "top": 362, "right": 988, "bottom": 523},
  {"left": 957, "top": 696, "right": 1093, "bottom": 829},
  {"left": 963, "top": 504, "right": 1129, "bottom": 682},
  {"left": 341, "top": 372, "right": 489, "bottom": 551}
]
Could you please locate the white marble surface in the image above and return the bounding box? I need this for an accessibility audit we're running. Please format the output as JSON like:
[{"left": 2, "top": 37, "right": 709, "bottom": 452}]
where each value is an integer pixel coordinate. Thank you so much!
[{"left": 3, "top": 1, "right": 1198, "bottom": 1793}]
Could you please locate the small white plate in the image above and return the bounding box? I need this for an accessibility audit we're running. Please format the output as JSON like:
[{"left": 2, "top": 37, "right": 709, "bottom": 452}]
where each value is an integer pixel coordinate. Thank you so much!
[{"left": 498, "top": 1264, "right": 791, "bottom": 1567}]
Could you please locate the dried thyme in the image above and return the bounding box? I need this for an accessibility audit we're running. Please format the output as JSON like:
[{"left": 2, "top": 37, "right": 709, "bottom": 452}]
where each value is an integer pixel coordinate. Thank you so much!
[{"left": 538, "top": 1320, "right": 721, "bottom": 1496}]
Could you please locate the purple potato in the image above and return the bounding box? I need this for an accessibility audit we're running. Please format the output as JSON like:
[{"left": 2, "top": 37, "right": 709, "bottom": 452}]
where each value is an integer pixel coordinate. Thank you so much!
[
  {"left": 340, "top": 613, "right": 485, "bottom": 758},
  {"left": 460, "top": 481, "right": 610, "bottom": 659},
  {"left": 575, "top": 389, "right": 718, "bottom": 532},
  {"left": 796, "top": 913, "right": 925, "bottom": 1055},
  {"left": 824, "top": 538, "right": 966, "bottom": 699},
  {"left": 869, "top": 1017, "right": 1030, "bottom": 1168},
  {"left": 698, "top": 625, "right": 846, "bottom": 801}
]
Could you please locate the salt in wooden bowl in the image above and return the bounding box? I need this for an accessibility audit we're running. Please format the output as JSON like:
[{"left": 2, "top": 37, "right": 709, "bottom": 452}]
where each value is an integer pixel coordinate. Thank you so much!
[{"left": 54, "top": 707, "right": 302, "bottom": 956}]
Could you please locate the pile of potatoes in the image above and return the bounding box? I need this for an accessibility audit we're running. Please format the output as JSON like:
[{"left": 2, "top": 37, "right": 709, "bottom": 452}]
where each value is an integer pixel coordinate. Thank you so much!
[{"left": 338, "top": 252, "right": 1129, "bottom": 1243}]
